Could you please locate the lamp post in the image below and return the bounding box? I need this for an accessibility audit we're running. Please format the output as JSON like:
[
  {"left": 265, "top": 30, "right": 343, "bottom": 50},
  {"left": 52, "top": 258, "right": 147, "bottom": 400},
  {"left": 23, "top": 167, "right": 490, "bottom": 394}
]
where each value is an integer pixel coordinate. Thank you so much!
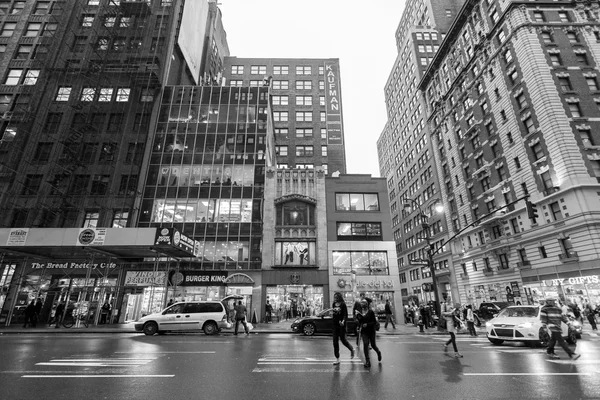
[{"left": 403, "top": 198, "right": 444, "bottom": 321}]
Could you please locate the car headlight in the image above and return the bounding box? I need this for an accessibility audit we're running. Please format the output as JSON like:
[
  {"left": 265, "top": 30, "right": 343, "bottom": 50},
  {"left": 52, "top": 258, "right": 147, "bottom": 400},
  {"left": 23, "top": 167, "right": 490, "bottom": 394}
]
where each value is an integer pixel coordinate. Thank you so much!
[
  {"left": 516, "top": 322, "right": 533, "bottom": 329},
  {"left": 485, "top": 321, "right": 493, "bottom": 328}
]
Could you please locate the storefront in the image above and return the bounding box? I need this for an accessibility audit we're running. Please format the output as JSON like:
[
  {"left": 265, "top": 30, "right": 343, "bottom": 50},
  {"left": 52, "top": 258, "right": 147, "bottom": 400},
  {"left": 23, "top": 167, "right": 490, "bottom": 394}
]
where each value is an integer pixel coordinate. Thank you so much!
[
  {"left": 523, "top": 274, "right": 600, "bottom": 308},
  {"left": 262, "top": 270, "right": 328, "bottom": 323},
  {"left": 464, "top": 280, "right": 524, "bottom": 306},
  {"left": 4, "top": 260, "right": 121, "bottom": 325},
  {"left": 331, "top": 275, "right": 402, "bottom": 321}
]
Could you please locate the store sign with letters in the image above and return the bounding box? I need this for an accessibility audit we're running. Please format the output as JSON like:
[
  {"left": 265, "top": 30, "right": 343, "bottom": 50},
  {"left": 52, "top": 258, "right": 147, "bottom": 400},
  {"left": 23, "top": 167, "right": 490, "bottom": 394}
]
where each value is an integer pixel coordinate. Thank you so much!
[
  {"left": 125, "top": 271, "right": 166, "bottom": 286},
  {"left": 355, "top": 279, "right": 394, "bottom": 289},
  {"left": 29, "top": 261, "right": 117, "bottom": 269},
  {"left": 543, "top": 275, "right": 599, "bottom": 286},
  {"left": 76, "top": 228, "right": 107, "bottom": 246}
]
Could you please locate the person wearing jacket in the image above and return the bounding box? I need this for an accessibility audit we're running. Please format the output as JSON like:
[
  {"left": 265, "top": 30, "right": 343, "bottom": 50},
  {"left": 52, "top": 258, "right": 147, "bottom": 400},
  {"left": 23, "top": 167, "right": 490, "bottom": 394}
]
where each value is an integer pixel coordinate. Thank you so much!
[
  {"left": 442, "top": 300, "right": 463, "bottom": 358},
  {"left": 332, "top": 292, "right": 354, "bottom": 365},
  {"left": 540, "top": 298, "right": 580, "bottom": 360},
  {"left": 356, "top": 297, "right": 382, "bottom": 368},
  {"left": 466, "top": 304, "right": 477, "bottom": 337}
]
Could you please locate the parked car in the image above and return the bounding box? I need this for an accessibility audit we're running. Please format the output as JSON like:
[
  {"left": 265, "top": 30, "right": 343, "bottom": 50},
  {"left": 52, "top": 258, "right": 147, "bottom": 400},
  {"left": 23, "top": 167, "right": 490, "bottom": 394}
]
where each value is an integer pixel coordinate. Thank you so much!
[
  {"left": 474, "top": 302, "right": 510, "bottom": 326},
  {"left": 135, "top": 301, "right": 231, "bottom": 336},
  {"left": 485, "top": 305, "right": 577, "bottom": 346},
  {"left": 291, "top": 308, "right": 357, "bottom": 336}
]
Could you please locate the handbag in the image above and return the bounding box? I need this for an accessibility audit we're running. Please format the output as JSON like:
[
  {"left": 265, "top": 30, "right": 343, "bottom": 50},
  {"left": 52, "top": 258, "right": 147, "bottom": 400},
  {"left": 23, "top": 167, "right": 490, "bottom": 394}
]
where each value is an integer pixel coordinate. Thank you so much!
[
  {"left": 375, "top": 321, "right": 380, "bottom": 331},
  {"left": 439, "top": 317, "right": 447, "bottom": 329}
]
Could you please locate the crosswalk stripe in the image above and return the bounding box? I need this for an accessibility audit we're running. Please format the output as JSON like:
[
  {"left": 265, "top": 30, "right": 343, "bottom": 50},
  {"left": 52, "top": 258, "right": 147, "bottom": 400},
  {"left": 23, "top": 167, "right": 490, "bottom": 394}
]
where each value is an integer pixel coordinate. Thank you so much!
[
  {"left": 253, "top": 368, "right": 369, "bottom": 373},
  {"left": 22, "top": 375, "right": 174, "bottom": 378},
  {"left": 464, "top": 373, "right": 591, "bottom": 376}
]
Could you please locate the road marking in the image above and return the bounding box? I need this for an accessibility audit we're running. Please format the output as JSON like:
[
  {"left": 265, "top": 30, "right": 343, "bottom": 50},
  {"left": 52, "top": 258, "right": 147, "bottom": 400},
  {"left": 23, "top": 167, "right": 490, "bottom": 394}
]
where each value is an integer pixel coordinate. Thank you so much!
[
  {"left": 253, "top": 368, "right": 369, "bottom": 373},
  {"left": 36, "top": 357, "right": 157, "bottom": 367},
  {"left": 22, "top": 375, "right": 174, "bottom": 378},
  {"left": 547, "top": 360, "right": 600, "bottom": 364},
  {"left": 115, "top": 351, "right": 215, "bottom": 354},
  {"left": 465, "top": 373, "right": 592, "bottom": 376}
]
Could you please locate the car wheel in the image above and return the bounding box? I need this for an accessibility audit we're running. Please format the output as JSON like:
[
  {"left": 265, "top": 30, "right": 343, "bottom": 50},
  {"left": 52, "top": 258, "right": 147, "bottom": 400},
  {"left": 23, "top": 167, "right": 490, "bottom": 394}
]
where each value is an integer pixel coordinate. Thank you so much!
[
  {"left": 303, "top": 323, "right": 315, "bottom": 336},
  {"left": 203, "top": 321, "right": 218, "bottom": 335},
  {"left": 566, "top": 329, "right": 577, "bottom": 345},
  {"left": 538, "top": 327, "right": 550, "bottom": 347},
  {"left": 143, "top": 322, "right": 158, "bottom": 336},
  {"left": 488, "top": 338, "right": 504, "bottom": 345}
]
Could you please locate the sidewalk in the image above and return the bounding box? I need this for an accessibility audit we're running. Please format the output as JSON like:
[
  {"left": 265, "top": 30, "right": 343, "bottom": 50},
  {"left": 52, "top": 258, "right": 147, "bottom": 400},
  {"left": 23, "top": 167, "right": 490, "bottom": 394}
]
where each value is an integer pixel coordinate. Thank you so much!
[
  {"left": 1, "top": 320, "right": 597, "bottom": 337},
  {"left": 0, "top": 320, "right": 485, "bottom": 335}
]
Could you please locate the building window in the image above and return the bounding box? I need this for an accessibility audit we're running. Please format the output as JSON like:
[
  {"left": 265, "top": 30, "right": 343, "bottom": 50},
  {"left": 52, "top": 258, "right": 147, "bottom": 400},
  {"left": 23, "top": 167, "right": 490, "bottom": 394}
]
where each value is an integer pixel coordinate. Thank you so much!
[
  {"left": 296, "top": 95, "right": 312, "bottom": 106},
  {"left": 296, "top": 111, "right": 312, "bottom": 122},
  {"left": 568, "top": 102, "right": 582, "bottom": 117},
  {"left": 272, "top": 95, "right": 288, "bottom": 105},
  {"left": 499, "top": 253, "right": 509, "bottom": 269},
  {"left": 272, "top": 80, "right": 289, "bottom": 90},
  {"left": 273, "top": 111, "right": 288, "bottom": 122},
  {"left": 250, "top": 65, "right": 267, "bottom": 75},
  {"left": 548, "top": 201, "right": 562, "bottom": 221},
  {"left": 558, "top": 77, "right": 572, "bottom": 91},
  {"left": 576, "top": 53, "right": 588, "bottom": 65},
  {"left": 511, "top": 218, "right": 519, "bottom": 234},
  {"left": 83, "top": 211, "right": 99, "bottom": 228},
  {"left": 335, "top": 193, "right": 379, "bottom": 211},
  {"left": 4, "top": 69, "right": 23, "bottom": 85},
  {"left": 273, "top": 65, "right": 288, "bottom": 75},
  {"left": 1, "top": 22, "right": 17, "bottom": 37},
  {"left": 524, "top": 116, "right": 536, "bottom": 134},
  {"left": 229, "top": 80, "right": 243, "bottom": 87},
  {"left": 231, "top": 65, "right": 244, "bottom": 74},
  {"left": 80, "top": 87, "right": 95, "bottom": 102},
  {"left": 567, "top": 31, "right": 579, "bottom": 43},
  {"left": 587, "top": 77, "right": 599, "bottom": 91},
  {"left": 296, "top": 66, "right": 312, "bottom": 75},
  {"left": 295, "top": 145, "right": 314, "bottom": 157},
  {"left": 541, "top": 31, "right": 553, "bottom": 43},
  {"left": 22, "top": 175, "right": 43, "bottom": 195},
  {"left": 295, "top": 128, "right": 313, "bottom": 138},
  {"left": 276, "top": 146, "right": 288, "bottom": 156},
  {"left": 24, "top": 22, "right": 42, "bottom": 37},
  {"left": 90, "top": 175, "right": 110, "bottom": 195},
  {"left": 112, "top": 211, "right": 129, "bottom": 228},
  {"left": 116, "top": 88, "right": 130, "bottom": 102},
  {"left": 559, "top": 237, "right": 575, "bottom": 256},
  {"left": 15, "top": 44, "right": 32, "bottom": 60},
  {"left": 296, "top": 80, "right": 312, "bottom": 90},
  {"left": 533, "top": 11, "right": 545, "bottom": 22},
  {"left": 549, "top": 54, "right": 562, "bottom": 66},
  {"left": 558, "top": 11, "right": 570, "bottom": 22}
]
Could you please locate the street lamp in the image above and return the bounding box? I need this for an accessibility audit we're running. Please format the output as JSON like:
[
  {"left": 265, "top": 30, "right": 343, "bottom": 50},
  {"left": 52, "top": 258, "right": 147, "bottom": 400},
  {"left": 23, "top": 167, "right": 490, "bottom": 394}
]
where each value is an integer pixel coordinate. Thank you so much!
[{"left": 403, "top": 198, "right": 444, "bottom": 322}]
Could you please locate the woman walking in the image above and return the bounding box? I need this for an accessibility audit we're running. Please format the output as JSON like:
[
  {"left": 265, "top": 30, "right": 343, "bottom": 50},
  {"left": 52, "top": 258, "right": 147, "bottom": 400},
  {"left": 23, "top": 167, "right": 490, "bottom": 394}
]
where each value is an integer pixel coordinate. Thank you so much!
[
  {"left": 356, "top": 297, "right": 382, "bottom": 368},
  {"left": 331, "top": 292, "right": 355, "bottom": 365},
  {"left": 442, "top": 300, "right": 463, "bottom": 358}
]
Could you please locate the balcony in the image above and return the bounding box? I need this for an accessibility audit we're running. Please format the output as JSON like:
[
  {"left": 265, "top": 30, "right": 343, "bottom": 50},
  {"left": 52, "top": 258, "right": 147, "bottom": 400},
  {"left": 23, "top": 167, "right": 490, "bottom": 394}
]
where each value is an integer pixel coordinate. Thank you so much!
[
  {"left": 558, "top": 251, "right": 579, "bottom": 262},
  {"left": 516, "top": 261, "right": 531, "bottom": 269},
  {"left": 482, "top": 268, "right": 494, "bottom": 276}
]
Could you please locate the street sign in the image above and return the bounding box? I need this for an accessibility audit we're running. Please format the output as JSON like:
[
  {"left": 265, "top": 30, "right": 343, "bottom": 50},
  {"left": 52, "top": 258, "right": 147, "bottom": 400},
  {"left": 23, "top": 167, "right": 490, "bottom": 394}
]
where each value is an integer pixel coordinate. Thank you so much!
[{"left": 409, "top": 259, "right": 428, "bottom": 266}]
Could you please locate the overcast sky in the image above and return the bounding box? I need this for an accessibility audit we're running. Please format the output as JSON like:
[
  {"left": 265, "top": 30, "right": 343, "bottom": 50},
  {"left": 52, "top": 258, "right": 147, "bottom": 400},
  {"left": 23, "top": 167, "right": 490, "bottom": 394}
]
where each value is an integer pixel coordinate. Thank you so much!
[{"left": 218, "top": 0, "right": 407, "bottom": 177}]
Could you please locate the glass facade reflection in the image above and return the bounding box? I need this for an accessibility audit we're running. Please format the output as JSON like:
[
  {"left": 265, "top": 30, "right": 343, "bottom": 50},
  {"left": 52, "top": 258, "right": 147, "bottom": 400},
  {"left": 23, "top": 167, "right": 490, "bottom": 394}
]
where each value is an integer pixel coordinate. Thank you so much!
[{"left": 138, "top": 86, "right": 269, "bottom": 270}]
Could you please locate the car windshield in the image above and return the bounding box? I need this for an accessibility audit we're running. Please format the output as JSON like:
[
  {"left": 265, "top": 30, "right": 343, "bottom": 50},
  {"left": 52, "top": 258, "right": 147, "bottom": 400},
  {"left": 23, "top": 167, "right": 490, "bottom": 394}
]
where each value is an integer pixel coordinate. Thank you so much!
[
  {"left": 498, "top": 307, "right": 538, "bottom": 318},
  {"left": 318, "top": 309, "right": 333, "bottom": 318}
]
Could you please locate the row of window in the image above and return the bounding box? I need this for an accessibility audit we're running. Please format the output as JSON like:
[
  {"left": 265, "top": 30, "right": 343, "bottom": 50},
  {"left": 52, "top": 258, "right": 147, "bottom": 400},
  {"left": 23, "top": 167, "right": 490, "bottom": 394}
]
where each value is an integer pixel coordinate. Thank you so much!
[
  {"left": 229, "top": 80, "right": 327, "bottom": 91},
  {"left": 272, "top": 95, "right": 326, "bottom": 106},
  {"left": 22, "top": 173, "right": 138, "bottom": 197},
  {"left": 272, "top": 111, "right": 328, "bottom": 122},
  {"left": 230, "top": 65, "right": 324, "bottom": 76},
  {"left": 51, "top": 86, "right": 153, "bottom": 103},
  {"left": 275, "top": 145, "right": 328, "bottom": 157}
]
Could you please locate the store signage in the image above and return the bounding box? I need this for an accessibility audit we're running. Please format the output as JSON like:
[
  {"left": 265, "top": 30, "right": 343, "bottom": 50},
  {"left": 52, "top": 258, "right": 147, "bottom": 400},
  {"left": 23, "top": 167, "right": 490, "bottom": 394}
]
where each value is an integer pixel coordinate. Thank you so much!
[
  {"left": 125, "top": 271, "right": 166, "bottom": 286},
  {"left": 543, "top": 275, "right": 599, "bottom": 286},
  {"left": 355, "top": 279, "right": 394, "bottom": 289},
  {"left": 29, "top": 261, "right": 117, "bottom": 269},
  {"left": 324, "top": 62, "right": 343, "bottom": 146},
  {"left": 6, "top": 228, "right": 28, "bottom": 246},
  {"left": 76, "top": 228, "right": 107, "bottom": 246},
  {"left": 154, "top": 227, "right": 197, "bottom": 256},
  {"left": 171, "top": 271, "right": 229, "bottom": 286}
]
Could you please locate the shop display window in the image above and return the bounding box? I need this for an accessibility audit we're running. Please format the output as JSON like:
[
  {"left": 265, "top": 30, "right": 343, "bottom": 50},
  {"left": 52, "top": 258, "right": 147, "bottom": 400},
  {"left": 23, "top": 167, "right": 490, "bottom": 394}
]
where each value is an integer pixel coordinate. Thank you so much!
[
  {"left": 152, "top": 198, "right": 253, "bottom": 223},
  {"left": 274, "top": 241, "right": 315, "bottom": 266},
  {"left": 155, "top": 164, "right": 254, "bottom": 187},
  {"left": 332, "top": 251, "right": 389, "bottom": 275}
]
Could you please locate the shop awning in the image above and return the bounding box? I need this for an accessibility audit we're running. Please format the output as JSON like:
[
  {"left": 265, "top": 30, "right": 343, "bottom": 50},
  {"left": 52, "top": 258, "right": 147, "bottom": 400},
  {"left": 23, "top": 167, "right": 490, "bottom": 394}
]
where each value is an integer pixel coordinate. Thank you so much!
[{"left": 0, "top": 227, "right": 199, "bottom": 262}]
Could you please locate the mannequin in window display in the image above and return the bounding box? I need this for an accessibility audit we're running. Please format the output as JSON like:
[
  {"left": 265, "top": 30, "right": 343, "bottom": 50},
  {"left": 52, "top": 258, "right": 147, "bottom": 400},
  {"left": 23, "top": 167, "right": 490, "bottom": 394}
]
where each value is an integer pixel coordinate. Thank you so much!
[
  {"left": 284, "top": 243, "right": 294, "bottom": 264},
  {"left": 298, "top": 245, "right": 308, "bottom": 265}
]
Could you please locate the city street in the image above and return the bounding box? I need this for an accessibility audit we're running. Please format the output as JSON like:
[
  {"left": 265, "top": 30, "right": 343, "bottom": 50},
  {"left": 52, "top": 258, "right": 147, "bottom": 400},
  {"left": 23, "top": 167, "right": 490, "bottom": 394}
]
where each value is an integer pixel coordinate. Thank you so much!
[{"left": 0, "top": 332, "right": 599, "bottom": 400}]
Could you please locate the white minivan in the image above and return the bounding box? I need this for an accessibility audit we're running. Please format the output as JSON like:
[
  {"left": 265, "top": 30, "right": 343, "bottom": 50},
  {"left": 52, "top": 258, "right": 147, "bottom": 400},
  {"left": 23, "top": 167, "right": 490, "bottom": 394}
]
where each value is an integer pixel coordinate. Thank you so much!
[{"left": 135, "top": 301, "right": 231, "bottom": 336}]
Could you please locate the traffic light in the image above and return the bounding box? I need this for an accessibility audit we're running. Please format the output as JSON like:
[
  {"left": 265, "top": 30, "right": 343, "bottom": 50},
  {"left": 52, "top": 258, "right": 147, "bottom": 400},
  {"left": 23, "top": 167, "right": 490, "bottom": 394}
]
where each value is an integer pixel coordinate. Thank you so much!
[{"left": 526, "top": 200, "right": 539, "bottom": 223}]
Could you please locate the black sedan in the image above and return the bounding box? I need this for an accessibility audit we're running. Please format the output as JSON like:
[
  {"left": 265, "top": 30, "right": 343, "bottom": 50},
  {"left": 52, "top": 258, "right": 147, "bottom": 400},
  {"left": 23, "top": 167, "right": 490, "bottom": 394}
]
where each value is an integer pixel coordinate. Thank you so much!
[{"left": 291, "top": 308, "right": 357, "bottom": 336}]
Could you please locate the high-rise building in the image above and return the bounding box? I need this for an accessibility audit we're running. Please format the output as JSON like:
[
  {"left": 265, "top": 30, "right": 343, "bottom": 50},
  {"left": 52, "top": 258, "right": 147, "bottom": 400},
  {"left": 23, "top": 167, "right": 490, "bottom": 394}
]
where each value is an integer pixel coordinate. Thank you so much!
[
  {"left": 419, "top": 0, "right": 600, "bottom": 307},
  {"left": 222, "top": 57, "right": 347, "bottom": 176},
  {"left": 0, "top": 0, "right": 229, "bottom": 325},
  {"left": 377, "top": 0, "right": 465, "bottom": 308}
]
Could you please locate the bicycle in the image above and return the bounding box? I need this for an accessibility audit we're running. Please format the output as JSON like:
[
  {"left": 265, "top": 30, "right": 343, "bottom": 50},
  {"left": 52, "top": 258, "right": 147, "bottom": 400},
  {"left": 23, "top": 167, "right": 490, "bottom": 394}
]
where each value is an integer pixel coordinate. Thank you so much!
[{"left": 62, "top": 313, "right": 89, "bottom": 328}]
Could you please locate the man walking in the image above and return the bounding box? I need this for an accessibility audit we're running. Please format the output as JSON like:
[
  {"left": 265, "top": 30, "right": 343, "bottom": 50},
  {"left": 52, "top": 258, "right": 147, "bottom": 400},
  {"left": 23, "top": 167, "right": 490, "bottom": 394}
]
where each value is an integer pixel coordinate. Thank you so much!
[
  {"left": 234, "top": 300, "right": 249, "bottom": 336},
  {"left": 353, "top": 292, "right": 366, "bottom": 347},
  {"left": 540, "top": 298, "right": 580, "bottom": 360},
  {"left": 584, "top": 302, "right": 597, "bottom": 331},
  {"left": 384, "top": 299, "right": 396, "bottom": 329}
]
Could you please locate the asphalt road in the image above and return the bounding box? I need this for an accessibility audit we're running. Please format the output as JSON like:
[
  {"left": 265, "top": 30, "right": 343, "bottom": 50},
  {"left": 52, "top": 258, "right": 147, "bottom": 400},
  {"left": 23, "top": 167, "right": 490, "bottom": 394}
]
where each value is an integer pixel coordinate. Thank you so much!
[{"left": 0, "top": 332, "right": 599, "bottom": 400}]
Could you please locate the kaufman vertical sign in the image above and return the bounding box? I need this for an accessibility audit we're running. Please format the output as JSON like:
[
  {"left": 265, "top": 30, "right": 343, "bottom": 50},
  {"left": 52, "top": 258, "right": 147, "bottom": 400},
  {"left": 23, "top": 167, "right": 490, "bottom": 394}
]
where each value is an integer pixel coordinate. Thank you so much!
[{"left": 324, "top": 62, "right": 344, "bottom": 145}]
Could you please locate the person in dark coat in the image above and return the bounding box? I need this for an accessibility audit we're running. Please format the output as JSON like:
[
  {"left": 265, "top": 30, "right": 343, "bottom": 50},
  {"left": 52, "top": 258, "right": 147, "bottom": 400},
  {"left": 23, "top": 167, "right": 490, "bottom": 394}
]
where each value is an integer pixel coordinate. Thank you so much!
[
  {"left": 356, "top": 297, "right": 382, "bottom": 368},
  {"left": 33, "top": 298, "right": 43, "bottom": 327},
  {"left": 53, "top": 302, "right": 65, "bottom": 328},
  {"left": 352, "top": 292, "right": 365, "bottom": 347},
  {"left": 23, "top": 300, "right": 36, "bottom": 328},
  {"left": 331, "top": 292, "right": 355, "bottom": 365}
]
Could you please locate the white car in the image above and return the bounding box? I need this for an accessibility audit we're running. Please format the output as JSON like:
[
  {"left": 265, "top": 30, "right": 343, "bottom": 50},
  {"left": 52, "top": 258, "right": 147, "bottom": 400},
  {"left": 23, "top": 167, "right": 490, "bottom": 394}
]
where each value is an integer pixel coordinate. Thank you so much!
[
  {"left": 485, "top": 305, "right": 577, "bottom": 346},
  {"left": 135, "top": 301, "right": 231, "bottom": 336}
]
